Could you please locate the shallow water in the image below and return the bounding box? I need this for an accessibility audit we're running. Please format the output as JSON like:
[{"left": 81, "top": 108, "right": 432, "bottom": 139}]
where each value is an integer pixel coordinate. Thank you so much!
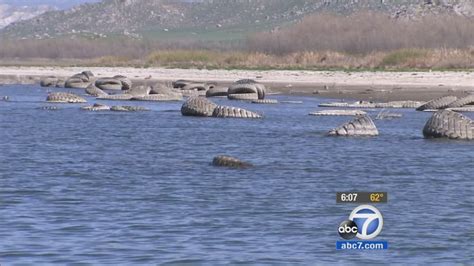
[{"left": 0, "top": 85, "right": 473, "bottom": 264}]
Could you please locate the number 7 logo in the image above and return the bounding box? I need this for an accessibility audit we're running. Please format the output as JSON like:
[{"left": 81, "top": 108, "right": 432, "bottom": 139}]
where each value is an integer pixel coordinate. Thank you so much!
[{"left": 349, "top": 205, "right": 384, "bottom": 240}]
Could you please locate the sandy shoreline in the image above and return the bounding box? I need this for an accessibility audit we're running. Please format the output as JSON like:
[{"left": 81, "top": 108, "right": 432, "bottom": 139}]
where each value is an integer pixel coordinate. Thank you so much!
[{"left": 0, "top": 66, "right": 473, "bottom": 101}]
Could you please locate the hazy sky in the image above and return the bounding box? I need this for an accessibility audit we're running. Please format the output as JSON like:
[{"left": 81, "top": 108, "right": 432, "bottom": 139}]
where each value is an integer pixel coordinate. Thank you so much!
[{"left": 0, "top": 0, "right": 100, "bottom": 9}]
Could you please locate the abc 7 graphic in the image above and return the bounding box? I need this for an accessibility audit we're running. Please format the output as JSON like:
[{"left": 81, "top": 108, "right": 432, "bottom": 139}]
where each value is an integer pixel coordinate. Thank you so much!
[{"left": 338, "top": 205, "right": 383, "bottom": 240}]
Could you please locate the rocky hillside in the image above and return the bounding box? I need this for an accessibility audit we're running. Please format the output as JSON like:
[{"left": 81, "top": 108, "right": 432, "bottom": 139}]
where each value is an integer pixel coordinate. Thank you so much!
[
  {"left": 1, "top": 0, "right": 473, "bottom": 40},
  {"left": 0, "top": 4, "right": 55, "bottom": 29},
  {"left": 0, "top": 0, "right": 99, "bottom": 9}
]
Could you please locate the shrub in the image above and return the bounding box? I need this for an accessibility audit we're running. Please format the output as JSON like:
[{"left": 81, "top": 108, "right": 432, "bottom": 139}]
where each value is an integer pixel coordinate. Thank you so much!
[
  {"left": 381, "top": 49, "right": 429, "bottom": 66},
  {"left": 246, "top": 12, "right": 474, "bottom": 54}
]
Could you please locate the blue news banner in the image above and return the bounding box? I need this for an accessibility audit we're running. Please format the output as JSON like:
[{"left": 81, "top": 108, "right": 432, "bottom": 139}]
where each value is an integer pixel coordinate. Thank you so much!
[{"left": 336, "top": 241, "right": 388, "bottom": 250}]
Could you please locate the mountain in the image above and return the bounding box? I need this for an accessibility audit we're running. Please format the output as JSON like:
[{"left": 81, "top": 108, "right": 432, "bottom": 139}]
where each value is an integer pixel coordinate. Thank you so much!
[
  {"left": 1, "top": 0, "right": 473, "bottom": 40},
  {"left": 0, "top": 4, "right": 56, "bottom": 29},
  {"left": 0, "top": 1, "right": 100, "bottom": 9},
  {"left": 0, "top": 1, "right": 100, "bottom": 30}
]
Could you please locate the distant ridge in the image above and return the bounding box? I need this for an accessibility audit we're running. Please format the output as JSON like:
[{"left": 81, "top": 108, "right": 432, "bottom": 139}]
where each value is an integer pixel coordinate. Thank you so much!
[
  {"left": 0, "top": 4, "right": 56, "bottom": 29},
  {"left": 1, "top": 0, "right": 473, "bottom": 40},
  {"left": 0, "top": 0, "right": 99, "bottom": 9}
]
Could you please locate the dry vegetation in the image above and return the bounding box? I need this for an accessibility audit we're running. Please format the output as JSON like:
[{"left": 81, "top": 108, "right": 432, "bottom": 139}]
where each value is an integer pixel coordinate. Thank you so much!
[
  {"left": 246, "top": 12, "right": 474, "bottom": 54},
  {"left": 1, "top": 13, "right": 473, "bottom": 70},
  {"left": 143, "top": 48, "right": 474, "bottom": 70},
  {"left": 0, "top": 38, "right": 233, "bottom": 59}
]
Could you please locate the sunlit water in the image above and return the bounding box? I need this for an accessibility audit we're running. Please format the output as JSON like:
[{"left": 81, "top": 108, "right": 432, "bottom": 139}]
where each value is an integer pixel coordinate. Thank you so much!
[{"left": 0, "top": 85, "right": 472, "bottom": 264}]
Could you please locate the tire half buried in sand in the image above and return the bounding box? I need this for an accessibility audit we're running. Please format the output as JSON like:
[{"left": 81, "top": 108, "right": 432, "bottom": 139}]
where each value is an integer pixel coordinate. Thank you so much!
[
  {"left": 212, "top": 105, "right": 262, "bottom": 119},
  {"left": 206, "top": 87, "right": 229, "bottom": 97},
  {"left": 181, "top": 97, "right": 217, "bottom": 117},
  {"left": 95, "top": 78, "right": 123, "bottom": 91},
  {"left": 85, "top": 84, "right": 108, "bottom": 97},
  {"left": 328, "top": 115, "right": 379, "bottom": 136},
  {"left": 46, "top": 92, "right": 87, "bottom": 103},
  {"left": 423, "top": 110, "right": 474, "bottom": 140},
  {"left": 212, "top": 155, "right": 254, "bottom": 169},
  {"left": 416, "top": 96, "right": 458, "bottom": 111}
]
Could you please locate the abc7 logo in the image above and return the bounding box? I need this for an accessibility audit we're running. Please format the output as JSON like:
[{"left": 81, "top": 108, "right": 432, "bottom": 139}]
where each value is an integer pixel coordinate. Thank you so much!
[
  {"left": 338, "top": 220, "right": 359, "bottom": 239},
  {"left": 338, "top": 205, "right": 383, "bottom": 240}
]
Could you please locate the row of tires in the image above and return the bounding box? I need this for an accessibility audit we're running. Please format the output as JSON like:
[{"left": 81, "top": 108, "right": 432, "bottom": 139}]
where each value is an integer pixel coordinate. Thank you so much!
[
  {"left": 180, "top": 96, "right": 473, "bottom": 140},
  {"left": 80, "top": 103, "right": 149, "bottom": 112},
  {"left": 181, "top": 97, "right": 262, "bottom": 119},
  {"left": 416, "top": 95, "right": 474, "bottom": 111},
  {"left": 43, "top": 73, "right": 270, "bottom": 103},
  {"left": 327, "top": 109, "right": 473, "bottom": 140},
  {"left": 193, "top": 103, "right": 474, "bottom": 169},
  {"left": 175, "top": 79, "right": 267, "bottom": 100},
  {"left": 41, "top": 73, "right": 473, "bottom": 140},
  {"left": 318, "top": 94, "right": 474, "bottom": 111},
  {"left": 45, "top": 90, "right": 474, "bottom": 140},
  {"left": 416, "top": 95, "right": 473, "bottom": 139},
  {"left": 41, "top": 71, "right": 132, "bottom": 91}
]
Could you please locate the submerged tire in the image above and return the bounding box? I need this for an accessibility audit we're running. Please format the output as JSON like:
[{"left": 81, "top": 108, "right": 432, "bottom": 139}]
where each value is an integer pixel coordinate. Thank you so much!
[
  {"left": 65, "top": 77, "right": 90, "bottom": 89},
  {"left": 81, "top": 71, "right": 94, "bottom": 80},
  {"left": 402, "top": 101, "right": 424, "bottom": 108},
  {"left": 150, "top": 85, "right": 184, "bottom": 98},
  {"left": 181, "top": 90, "right": 207, "bottom": 97},
  {"left": 113, "top": 75, "right": 132, "bottom": 91},
  {"left": 422, "top": 110, "right": 474, "bottom": 140},
  {"left": 228, "top": 93, "right": 259, "bottom": 101},
  {"left": 65, "top": 71, "right": 93, "bottom": 89},
  {"left": 212, "top": 105, "right": 262, "bottom": 119},
  {"left": 125, "top": 86, "right": 151, "bottom": 97},
  {"left": 229, "top": 83, "right": 266, "bottom": 99},
  {"left": 445, "top": 95, "right": 474, "bottom": 108},
  {"left": 206, "top": 87, "right": 229, "bottom": 97},
  {"left": 228, "top": 83, "right": 257, "bottom": 95},
  {"left": 40, "top": 76, "right": 58, "bottom": 87},
  {"left": 37, "top": 106, "right": 61, "bottom": 110},
  {"left": 416, "top": 96, "right": 458, "bottom": 111},
  {"left": 85, "top": 84, "right": 108, "bottom": 97},
  {"left": 97, "top": 94, "right": 134, "bottom": 101},
  {"left": 254, "top": 83, "right": 266, "bottom": 99},
  {"left": 182, "top": 83, "right": 209, "bottom": 92},
  {"left": 251, "top": 99, "right": 278, "bottom": 104},
  {"left": 71, "top": 73, "right": 89, "bottom": 82},
  {"left": 181, "top": 97, "right": 217, "bottom": 117},
  {"left": 448, "top": 107, "right": 474, "bottom": 112},
  {"left": 319, "top": 102, "right": 349, "bottom": 107},
  {"left": 212, "top": 155, "right": 254, "bottom": 169},
  {"left": 309, "top": 110, "right": 367, "bottom": 116},
  {"left": 81, "top": 103, "right": 111, "bottom": 111},
  {"left": 110, "top": 105, "right": 150, "bottom": 112},
  {"left": 281, "top": 100, "right": 303, "bottom": 104},
  {"left": 55, "top": 79, "right": 66, "bottom": 88},
  {"left": 374, "top": 101, "right": 421, "bottom": 108},
  {"left": 46, "top": 92, "right": 87, "bottom": 103},
  {"left": 95, "top": 78, "right": 123, "bottom": 91},
  {"left": 132, "top": 94, "right": 183, "bottom": 101},
  {"left": 235, "top": 79, "right": 257, "bottom": 84},
  {"left": 328, "top": 115, "right": 379, "bottom": 136},
  {"left": 150, "top": 84, "right": 173, "bottom": 94},
  {"left": 172, "top": 79, "right": 193, "bottom": 89}
]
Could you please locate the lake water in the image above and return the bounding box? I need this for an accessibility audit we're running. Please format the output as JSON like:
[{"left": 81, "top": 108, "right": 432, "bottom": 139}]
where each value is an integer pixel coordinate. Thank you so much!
[{"left": 0, "top": 85, "right": 472, "bottom": 264}]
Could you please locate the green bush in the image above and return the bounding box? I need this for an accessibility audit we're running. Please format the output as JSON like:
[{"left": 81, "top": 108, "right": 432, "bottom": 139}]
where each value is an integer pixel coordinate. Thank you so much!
[{"left": 381, "top": 49, "right": 428, "bottom": 66}]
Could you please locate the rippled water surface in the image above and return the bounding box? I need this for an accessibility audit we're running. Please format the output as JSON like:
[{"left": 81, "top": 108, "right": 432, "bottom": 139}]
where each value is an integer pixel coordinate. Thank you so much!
[{"left": 0, "top": 85, "right": 473, "bottom": 264}]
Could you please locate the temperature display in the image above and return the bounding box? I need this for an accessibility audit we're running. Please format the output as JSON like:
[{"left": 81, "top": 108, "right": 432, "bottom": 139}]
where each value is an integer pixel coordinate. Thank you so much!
[{"left": 336, "top": 192, "right": 388, "bottom": 203}]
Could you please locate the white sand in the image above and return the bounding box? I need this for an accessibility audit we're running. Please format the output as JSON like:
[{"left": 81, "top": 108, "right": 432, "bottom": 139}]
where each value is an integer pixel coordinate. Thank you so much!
[{"left": 0, "top": 66, "right": 473, "bottom": 89}]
